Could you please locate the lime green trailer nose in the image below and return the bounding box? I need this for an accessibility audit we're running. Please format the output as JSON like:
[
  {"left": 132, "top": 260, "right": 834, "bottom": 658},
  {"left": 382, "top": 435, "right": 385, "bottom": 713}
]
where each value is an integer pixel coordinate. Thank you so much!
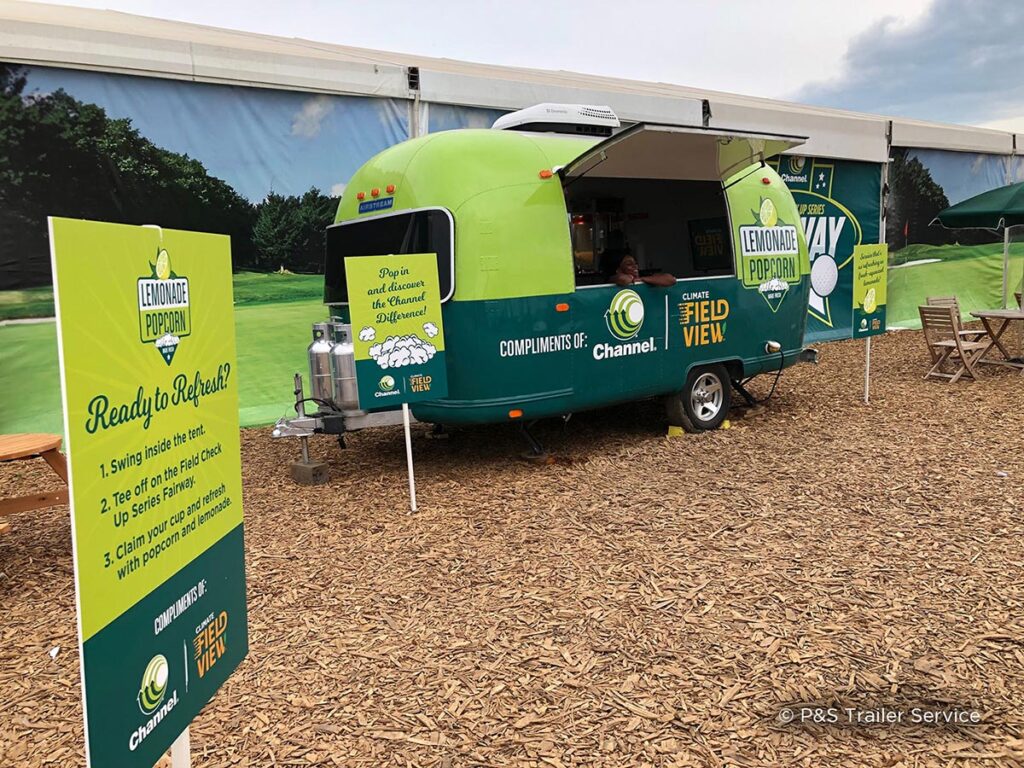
[{"left": 289, "top": 114, "right": 812, "bottom": 444}]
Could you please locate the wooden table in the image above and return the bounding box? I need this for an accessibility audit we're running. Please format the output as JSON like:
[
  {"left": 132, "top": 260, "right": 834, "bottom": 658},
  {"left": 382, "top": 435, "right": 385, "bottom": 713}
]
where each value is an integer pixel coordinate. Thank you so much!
[
  {"left": 0, "top": 434, "right": 70, "bottom": 533},
  {"left": 971, "top": 309, "right": 1024, "bottom": 371}
]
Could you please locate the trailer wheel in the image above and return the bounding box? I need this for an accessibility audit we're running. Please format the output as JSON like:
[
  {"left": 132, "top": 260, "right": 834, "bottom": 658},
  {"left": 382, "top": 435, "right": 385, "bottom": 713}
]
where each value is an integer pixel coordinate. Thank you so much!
[{"left": 665, "top": 364, "right": 731, "bottom": 432}]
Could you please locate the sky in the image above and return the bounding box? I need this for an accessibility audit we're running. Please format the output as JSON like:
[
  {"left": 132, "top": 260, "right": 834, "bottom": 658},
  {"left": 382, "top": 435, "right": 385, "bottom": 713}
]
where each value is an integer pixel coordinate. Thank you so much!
[{"left": 28, "top": 0, "right": 1023, "bottom": 131}]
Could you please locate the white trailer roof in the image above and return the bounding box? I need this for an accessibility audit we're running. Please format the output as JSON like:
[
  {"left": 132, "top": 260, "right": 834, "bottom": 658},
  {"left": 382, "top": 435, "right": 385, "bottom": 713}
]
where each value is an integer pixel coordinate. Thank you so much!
[{"left": 0, "top": 0, "right": 1015, "bottom": 162}]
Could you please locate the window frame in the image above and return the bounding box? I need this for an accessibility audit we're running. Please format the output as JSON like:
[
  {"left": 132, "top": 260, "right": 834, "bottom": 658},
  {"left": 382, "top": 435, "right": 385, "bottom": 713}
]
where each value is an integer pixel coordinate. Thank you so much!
[{"left": 325, "top": 206, "right": 456, "bottom": 305}]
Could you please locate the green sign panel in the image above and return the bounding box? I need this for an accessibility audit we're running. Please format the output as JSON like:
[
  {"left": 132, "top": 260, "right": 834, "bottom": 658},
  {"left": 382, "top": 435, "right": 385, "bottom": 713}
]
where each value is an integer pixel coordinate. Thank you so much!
[
  {"left": 49, "top": 218, "right": 248, "bottom": 768},
  {"left": 852, "top": 243, "right": 888, "bottom": 338},
  {"left": 344, "top": 253, "right": 448, "bottom": 409}
]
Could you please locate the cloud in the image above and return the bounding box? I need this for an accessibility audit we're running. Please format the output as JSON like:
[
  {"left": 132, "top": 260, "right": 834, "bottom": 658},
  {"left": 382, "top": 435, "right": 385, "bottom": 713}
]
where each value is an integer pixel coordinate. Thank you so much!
[
  {"left": 797, "top": 0, "right": 1024, "bottom": 126},
  {"left": 330, "top": 182, "right": 346, "bottom": 197},
  {"left": 291, "top": 95, "right": 334, "bottom": 138}
]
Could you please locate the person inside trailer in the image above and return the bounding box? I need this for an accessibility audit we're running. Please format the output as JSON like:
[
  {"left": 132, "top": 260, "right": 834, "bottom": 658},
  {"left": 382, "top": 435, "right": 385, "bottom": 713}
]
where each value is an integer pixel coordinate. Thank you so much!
[{"left": 611, "top": 254, "right": 676, "bottom": 287}]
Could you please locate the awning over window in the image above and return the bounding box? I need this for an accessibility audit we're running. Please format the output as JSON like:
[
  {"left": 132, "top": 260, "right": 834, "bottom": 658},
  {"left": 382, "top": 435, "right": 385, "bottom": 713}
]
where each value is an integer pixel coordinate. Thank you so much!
[{"left": 559, "top": 123, "right": 806, "bottom": 183}]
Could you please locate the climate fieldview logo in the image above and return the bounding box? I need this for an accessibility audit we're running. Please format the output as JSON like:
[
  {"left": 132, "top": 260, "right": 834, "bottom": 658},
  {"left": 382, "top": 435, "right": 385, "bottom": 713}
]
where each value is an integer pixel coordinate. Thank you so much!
[
  {"left": 137, "top": 654, "right": 168, "bottom": 715},
  {"left": 138, "top": 248, "right": 191, "bottom": 365},
  {"left": 605, "top": 289, "right": 645, "bottom": 340}
]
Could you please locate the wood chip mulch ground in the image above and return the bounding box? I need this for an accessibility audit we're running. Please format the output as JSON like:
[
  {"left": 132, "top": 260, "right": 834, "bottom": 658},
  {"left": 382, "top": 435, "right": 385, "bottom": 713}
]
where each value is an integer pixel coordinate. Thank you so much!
[{"left": 2, "top": 327, "right": 1024, "bottom": 768}]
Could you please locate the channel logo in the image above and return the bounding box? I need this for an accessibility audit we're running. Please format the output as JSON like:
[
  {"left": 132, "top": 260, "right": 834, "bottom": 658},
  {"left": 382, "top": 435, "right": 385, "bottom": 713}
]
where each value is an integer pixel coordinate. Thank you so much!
[
  {"left": 605, "top": 289, "right": 645, "bottom": 340},
  {"left": 379, "top": 375, "right": 395, "bottom": 391},
  {"left": 137, "top": 654, "right": 168, "bottom": 715}
]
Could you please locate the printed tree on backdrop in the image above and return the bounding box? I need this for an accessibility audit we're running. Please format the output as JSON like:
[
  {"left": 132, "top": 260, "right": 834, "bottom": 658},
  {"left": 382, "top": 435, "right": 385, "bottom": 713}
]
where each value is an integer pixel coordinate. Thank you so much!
[
  {"left": 0, "top": 64, "right": 258, "bottom": 289},
  {"left": 886, "top": 148, "right": 950, "bottom": 251},
  {"left": 252, "top": 188, "right": 337, "bottom": 273}
]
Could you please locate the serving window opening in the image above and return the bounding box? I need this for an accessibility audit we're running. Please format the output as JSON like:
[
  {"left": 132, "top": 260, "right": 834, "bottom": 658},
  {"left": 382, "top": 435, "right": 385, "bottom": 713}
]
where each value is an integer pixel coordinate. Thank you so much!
[
  {"left": 324, "top": 208, "right": 454, "bottom": 304},
  {"left": 566, "top": 178, "right": 734, "bottom": 287}
]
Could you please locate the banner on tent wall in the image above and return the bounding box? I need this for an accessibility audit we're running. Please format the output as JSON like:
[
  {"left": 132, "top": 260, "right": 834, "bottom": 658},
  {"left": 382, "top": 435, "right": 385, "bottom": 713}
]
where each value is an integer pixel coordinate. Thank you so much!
[
  {"left": 50, "top": 218, "right": 248, "bottom": 767},
  {"left": 770, "top": 156, "right": 882, "bottom": 342},
  {"left": 0, "top": 62, "right": 410, "bottom": 290},
  {"left": 886, "top": 147, "right": 1024, "bottom": 327}
]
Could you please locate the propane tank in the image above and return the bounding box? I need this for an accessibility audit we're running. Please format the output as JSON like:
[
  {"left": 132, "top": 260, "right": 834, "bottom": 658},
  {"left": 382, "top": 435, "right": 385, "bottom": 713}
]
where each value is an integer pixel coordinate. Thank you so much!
[
  {"left": 329, "top": 321, "right": 359, "bottom": 411},
  {"left": 307, "top": 322, "right": 334, "bottom": 409}
]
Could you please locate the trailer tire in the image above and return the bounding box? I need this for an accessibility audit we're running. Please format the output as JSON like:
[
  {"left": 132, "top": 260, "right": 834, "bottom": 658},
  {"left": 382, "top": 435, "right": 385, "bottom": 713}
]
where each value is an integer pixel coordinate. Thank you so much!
[{"left": 665, "top": 364, "right": 731, "bottom": 433}]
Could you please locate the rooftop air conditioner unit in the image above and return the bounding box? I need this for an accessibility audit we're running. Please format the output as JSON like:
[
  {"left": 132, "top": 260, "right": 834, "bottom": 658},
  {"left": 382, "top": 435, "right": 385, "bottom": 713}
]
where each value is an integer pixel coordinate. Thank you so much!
[{"left": 492, "top": 103, "right": 620, "bottom": 137}]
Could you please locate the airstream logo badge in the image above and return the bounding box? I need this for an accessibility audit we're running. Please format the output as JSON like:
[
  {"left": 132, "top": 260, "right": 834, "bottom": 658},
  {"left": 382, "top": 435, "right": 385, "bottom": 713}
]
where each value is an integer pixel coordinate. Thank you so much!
[
  {"left": 605, "top": 289, "right": 645, "bottom": 340},
  {"left": 137, "top": 249, "right": 191, "bottom": 365}
]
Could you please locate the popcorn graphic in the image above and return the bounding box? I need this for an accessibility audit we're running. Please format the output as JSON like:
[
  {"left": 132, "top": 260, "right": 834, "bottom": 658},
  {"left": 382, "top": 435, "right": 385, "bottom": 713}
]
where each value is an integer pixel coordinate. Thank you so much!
[
  {"left": 422, "top": 322, "right": 439, "bottom": 338},
  {"left": 154, "top": 333, "right": 180, "bottom": 366},
  {"left": 367, "top": 334, "right": 436, "bottom": 369},
  {"left": 358, "top": 326, "right": 376, "bottom": 342}
]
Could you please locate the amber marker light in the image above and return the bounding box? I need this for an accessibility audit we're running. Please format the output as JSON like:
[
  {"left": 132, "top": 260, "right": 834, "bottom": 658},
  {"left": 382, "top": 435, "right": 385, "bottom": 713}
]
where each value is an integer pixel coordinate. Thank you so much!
[
  {"left": 371, "top": 188, "right": 380, "bottom": 197},
  {"left": 555, "top": 303, "right": 570, "bottom": 312},
  {"left": 508, "top": 409, "right": 523, "bottom": 419},
  {"left": 762, "top": 177, "right": 771, "bottom": 184},
  {"left": 386, "top": 184, "right": 396, "bottom": 193},
  {"left": 539, "top": 169, "right": 553, "bottom": 179},
  {"left": 356, "top": 191, "right": 365, "bottom": 200}
]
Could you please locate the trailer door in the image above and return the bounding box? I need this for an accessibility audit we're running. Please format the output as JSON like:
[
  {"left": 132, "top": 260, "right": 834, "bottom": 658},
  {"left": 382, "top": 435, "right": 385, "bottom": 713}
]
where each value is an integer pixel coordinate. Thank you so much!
[{"left": 558, "top": 123, "right": 804, "bottom": 183}]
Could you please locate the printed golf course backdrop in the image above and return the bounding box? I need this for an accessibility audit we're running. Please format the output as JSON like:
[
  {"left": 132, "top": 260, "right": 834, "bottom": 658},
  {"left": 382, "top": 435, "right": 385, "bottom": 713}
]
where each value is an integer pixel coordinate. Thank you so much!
[
  {"left": 853, "top": 243, "right": 888, "bottom": 338},
  {"left": 49, "top": 218, "right": 248, "bottom": 768},
  {"left": 344, "top": 253, "right": 448, "bottom": 409}
]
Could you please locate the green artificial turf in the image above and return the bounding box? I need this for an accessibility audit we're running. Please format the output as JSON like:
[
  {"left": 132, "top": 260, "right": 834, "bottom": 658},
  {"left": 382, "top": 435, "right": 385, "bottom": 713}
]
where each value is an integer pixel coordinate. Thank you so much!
[
  {"left": 887, "top": 243, "right": 1024, "bottom": 327},
  {"left": 0, "top": 299, "right": 330, "bottom": 435},
  {"left": 0, "top": 271, "right": 322, "bottom": 320}
]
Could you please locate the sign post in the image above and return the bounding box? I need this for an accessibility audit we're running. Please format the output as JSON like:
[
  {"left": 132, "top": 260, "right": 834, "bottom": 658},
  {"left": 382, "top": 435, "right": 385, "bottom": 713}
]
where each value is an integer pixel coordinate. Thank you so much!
[
  {"left": 852, "top": 243, "right": 888, "bottom": 403},
  {"left": 49, "top": 218, "right": 248, "bottom": 767},
  {"left": 344, "top": 253, "right": 448, "bottom": 511}
]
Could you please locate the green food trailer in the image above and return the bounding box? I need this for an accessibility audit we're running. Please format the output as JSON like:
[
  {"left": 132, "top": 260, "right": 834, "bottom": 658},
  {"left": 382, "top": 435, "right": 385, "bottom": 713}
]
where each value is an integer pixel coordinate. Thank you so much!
[{"left": 274, "top": 104, "right": 815, "bottom": 453}]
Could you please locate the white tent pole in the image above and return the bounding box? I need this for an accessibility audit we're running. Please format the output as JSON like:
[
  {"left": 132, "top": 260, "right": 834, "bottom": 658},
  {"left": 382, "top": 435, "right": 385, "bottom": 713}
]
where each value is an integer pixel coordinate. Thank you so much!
[
  {"left": 403, "top": 403, "right": 417, "bottom": 513},
  {"left": 1003, "top": 226, "right": 1010, "bottom": 309}
]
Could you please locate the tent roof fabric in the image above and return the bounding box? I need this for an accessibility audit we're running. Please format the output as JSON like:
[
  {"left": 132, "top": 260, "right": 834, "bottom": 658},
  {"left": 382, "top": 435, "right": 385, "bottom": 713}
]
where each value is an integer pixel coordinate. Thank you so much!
[
  {"left": 934, "top": 181, "right": 1024, "bottom": 229},
  {"left": 0, "top": 0, "right": 1015, "bottom": 163}
]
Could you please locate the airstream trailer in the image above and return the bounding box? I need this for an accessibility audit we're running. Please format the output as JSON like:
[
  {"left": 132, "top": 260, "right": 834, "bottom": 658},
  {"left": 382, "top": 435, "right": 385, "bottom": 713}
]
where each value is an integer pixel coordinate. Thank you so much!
[{"left": 274, "top": 104, "right": 814, "bottom": 452}]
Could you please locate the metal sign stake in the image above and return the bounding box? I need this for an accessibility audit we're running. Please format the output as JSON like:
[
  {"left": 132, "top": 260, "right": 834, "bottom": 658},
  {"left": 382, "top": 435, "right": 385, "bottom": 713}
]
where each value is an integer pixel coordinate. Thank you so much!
[
  {"left": 864, "top": 336, "right": 872, "bottom": 404},
  {"left": 171, "top": 727, "right": 191, "bottom": 768},
  {"left": 402, "top": 403, "right": 417, "bottom": 512}
]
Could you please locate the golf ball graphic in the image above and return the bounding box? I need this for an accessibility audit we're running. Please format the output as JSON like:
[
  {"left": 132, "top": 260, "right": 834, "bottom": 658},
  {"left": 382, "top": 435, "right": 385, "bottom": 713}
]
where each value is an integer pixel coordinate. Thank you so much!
[
  {"left": 138, "top": 654, "right": 168, "bottom": 715},
  {"left": 606, "top": 289, "right": 645, "bottom": 340},
  {"left": 810, "top": 254, "right": 838, "bottom": 297}
]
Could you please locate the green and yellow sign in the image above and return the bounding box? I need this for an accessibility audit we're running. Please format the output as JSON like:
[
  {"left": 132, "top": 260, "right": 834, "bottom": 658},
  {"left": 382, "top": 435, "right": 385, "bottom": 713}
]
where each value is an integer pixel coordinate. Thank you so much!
[
  {"left": 852, "top": 243, "right": 888, "bottom": 338},
  {"left": 344, "top": 253, "right": 448, "bottom": 409},
  {"left": 49, "top": 218, "right": 248, "bottom": 767}
]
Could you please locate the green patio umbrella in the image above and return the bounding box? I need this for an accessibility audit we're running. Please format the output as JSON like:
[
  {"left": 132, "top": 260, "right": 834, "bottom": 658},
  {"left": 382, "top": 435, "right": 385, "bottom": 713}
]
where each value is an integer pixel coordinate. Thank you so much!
[{"left": 933, "top": 180, "right": 1024, "bottom": 307}]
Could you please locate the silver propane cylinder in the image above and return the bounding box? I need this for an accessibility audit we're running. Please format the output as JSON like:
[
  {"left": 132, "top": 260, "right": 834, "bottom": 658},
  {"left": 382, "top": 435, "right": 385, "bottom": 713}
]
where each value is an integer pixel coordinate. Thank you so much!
[
  {"left": 329, "top": 321, "right": 359, "bottom": 411},
  {"left": 307, "top": 322, "right": 334, "bottom": 408}
]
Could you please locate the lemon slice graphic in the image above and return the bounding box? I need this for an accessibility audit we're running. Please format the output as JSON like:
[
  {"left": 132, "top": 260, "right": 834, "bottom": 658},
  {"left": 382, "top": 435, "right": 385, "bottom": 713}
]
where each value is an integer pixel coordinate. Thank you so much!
[
  {"left": 863, "top": 287, "right": 877, "bottom": 314},
  {"left": 155, "top": 249, "right": 171, "bottom": 280},
  {"left": 759, "top": 198, "right": 778, "bottom": 228}
]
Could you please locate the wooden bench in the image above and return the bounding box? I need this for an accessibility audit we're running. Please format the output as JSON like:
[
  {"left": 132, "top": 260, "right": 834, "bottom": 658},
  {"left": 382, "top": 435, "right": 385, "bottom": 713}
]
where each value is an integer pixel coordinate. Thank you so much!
[{"left": 0, "top": 434, "right": 70, "bottom": 531}]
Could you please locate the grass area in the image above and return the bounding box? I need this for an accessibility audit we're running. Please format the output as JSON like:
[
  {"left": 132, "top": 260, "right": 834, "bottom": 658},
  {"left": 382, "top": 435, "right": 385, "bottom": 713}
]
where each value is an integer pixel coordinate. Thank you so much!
[
  {"left": 890, "top": 240, "right": 1024, "bottom": 266},
  {"left": 0, "top": 299, "right": 330, "bottom": 435},
  {"left": 888, "top": 244, "right": 1024, "bottom": 327},
  {"left": 0, "top": 271, "right": 322, "bottom": 320}
]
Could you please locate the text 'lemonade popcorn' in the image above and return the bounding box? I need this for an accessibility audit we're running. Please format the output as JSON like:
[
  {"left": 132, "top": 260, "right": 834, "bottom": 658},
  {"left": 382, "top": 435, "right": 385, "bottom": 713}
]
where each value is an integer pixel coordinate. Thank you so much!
[
  {"left": 368, "top": 334, "right": 437, "bottom": 369},
  {"left": 358, "top": 326, "right": 376, "bottom": 342},
  {"left": 422, "top": 322, "right": 439, "bottom": 338}
]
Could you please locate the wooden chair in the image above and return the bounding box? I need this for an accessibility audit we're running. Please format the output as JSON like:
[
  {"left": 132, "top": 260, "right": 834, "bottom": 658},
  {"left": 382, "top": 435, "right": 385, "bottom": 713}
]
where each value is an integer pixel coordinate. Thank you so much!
[
  {"left": 919, "top": 305, "right": 989, "bottom": 383},
  {"left": 926, "top": 295, "right": 988, "bottom": 346},
  {"left": 0, "top": 434, "right": 69, "bottom": 527}
]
